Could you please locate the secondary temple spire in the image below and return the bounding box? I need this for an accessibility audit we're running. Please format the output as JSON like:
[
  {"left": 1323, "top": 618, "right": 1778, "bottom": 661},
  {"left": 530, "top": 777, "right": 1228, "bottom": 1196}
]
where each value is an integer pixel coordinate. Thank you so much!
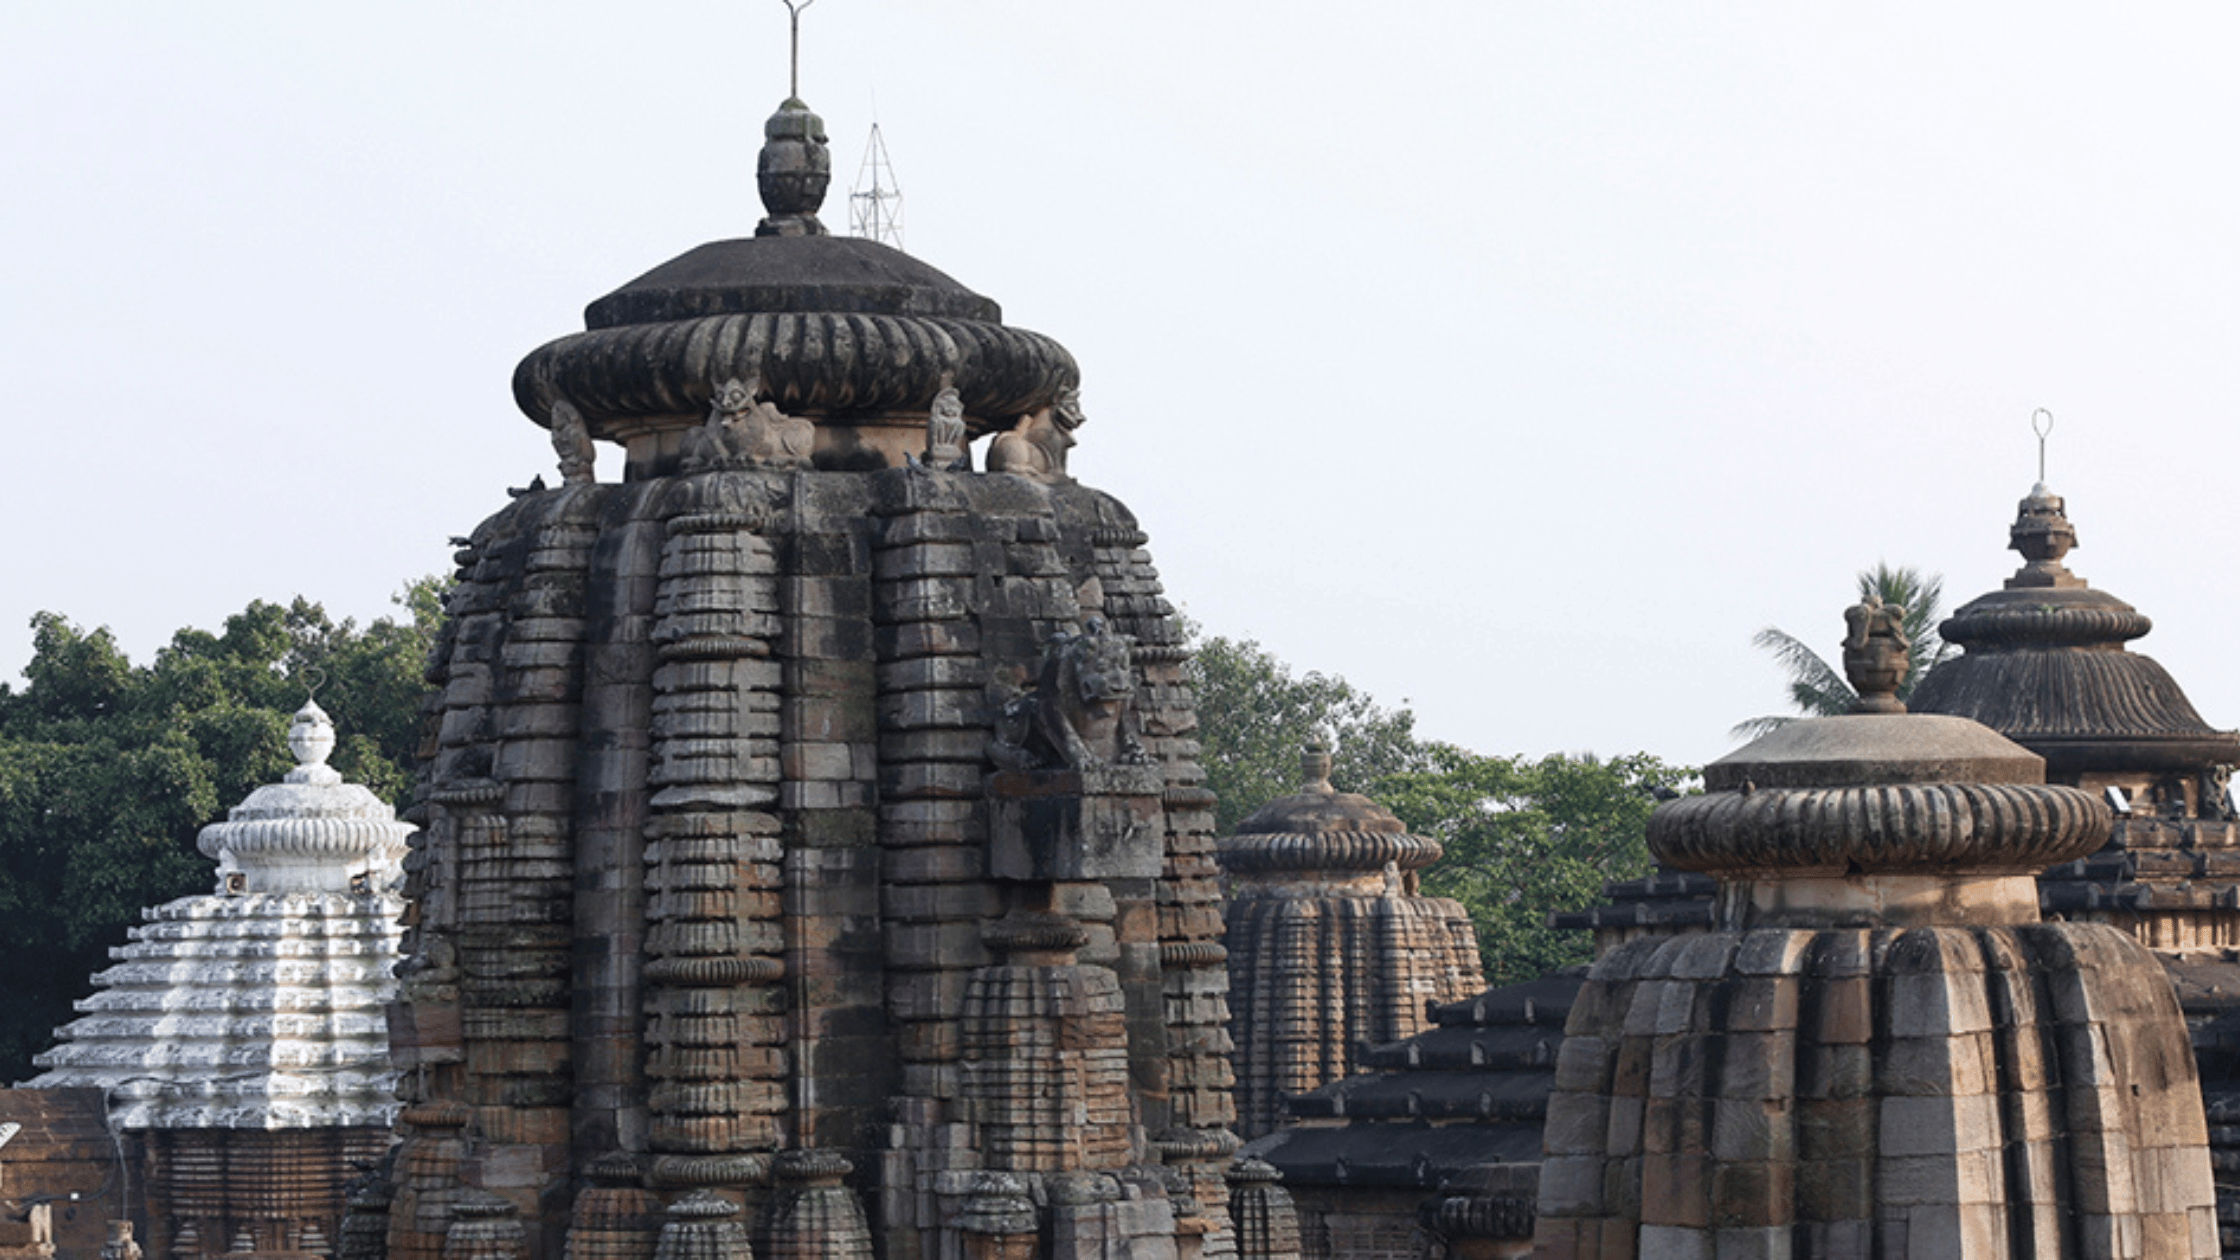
[
  {"left": 29, "top": 700, "right": 411, "bottom": 1256},
  {"left": 1535, "top": 600, "right": 2218, "bottom": 1256},
  {"left": 1219, "top": 743, "right": 1484, "bottom": 1139}
]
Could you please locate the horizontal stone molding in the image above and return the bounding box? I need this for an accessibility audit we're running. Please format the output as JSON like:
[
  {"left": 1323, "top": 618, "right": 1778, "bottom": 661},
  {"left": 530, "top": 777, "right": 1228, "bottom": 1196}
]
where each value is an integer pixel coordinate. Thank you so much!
[
  {"left": 1218, "top": 830, "right": 1445, "bottom": 875},
  {"left": 514, "top": 312, "right": 1078, "bottom": 434},
  {"left": 1648, "top": 781, "right": 2107, "bottom": 876}
]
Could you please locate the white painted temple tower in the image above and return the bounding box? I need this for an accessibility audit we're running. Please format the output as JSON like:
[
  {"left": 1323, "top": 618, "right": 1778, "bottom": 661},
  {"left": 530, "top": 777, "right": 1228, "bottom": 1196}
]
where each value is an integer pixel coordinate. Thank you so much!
[{"left": 30, "top": 700, "right": 412, "bottom": 1257}]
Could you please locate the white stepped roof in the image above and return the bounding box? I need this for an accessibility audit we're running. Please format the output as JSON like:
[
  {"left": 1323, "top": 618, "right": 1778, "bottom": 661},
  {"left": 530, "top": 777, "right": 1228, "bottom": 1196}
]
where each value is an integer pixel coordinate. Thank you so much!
[{"left": 27, "top": 701, "right": 411, "bottom": 1129}]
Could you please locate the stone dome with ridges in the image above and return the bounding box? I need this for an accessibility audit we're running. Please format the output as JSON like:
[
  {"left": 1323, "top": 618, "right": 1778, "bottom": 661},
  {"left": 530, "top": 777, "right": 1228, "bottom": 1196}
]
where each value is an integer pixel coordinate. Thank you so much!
[
  {"left": 195, "top": 700, "right": 414, "bottom": 894},
  {"left": 1221, "top": 747, "right": 1443, "bottom": 874},
  {"left": 510, "top": 96, "right": 1078, "bottom": 449},
  {"left": 1907, "top": 484, "right": 2240, "bottom": 774}
]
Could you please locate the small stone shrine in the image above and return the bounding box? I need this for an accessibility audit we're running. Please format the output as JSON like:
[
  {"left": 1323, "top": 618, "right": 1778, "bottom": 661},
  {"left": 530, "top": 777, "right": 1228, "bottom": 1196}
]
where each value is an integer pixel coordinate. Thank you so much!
[
  {"left": 1219, "top": 745, "right": 1483, "bottom": 1140},
  {"left": 1534, "top": 600, "right": 2218, "bottom": 1257},
  {"left": 28, "top": 701, "right": 411, "bottom": 1258},
  {"left": 377, "top": 88, "right": 1256, "bottom": 1260}
]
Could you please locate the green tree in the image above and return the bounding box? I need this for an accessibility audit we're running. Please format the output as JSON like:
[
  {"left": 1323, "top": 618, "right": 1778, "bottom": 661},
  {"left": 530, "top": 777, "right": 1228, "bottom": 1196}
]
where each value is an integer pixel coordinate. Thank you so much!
[
  {"left": 1183, "top": 632, "right": 1432, "bottom": 834},
  {"left": 1386, "top": 747, "right": 1691, "bottom": 985},
  {"left": 1731, "top": 563, "right": 1952, "bottom": 741},
  {"left": 0, "top": 581, "right": 443, "bottom": 1081}
]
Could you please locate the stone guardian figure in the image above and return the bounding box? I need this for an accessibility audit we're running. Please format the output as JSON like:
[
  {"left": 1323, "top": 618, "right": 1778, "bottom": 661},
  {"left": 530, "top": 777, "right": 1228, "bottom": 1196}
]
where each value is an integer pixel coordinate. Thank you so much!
[{"left": 988, "top": 386, "right": 1085, "bottom": 482}]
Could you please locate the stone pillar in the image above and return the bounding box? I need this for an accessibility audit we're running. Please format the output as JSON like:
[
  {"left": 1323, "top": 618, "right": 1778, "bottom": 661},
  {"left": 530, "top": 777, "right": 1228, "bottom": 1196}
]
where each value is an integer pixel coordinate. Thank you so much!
[
  {"left": 572, "top": 488, "right": 662, "bottom": 1172},
  {"left": 872, "top": 471, "right": 1002, "bottom": 1260},
  {"left": 777, "top": 472, "right": 886, "bottom": 1152}
]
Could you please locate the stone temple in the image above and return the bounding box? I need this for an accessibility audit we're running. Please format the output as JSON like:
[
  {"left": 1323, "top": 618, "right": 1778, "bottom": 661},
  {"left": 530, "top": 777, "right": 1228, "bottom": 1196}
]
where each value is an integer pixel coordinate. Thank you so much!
[
  {"left": 1218, "top": 745, "right": 1483, "bottom": 1142},
  {"left": 1533, "top": 601, "right": 2219, "bottom": 1256},
  {"left": 374, "top": 93, "right": 1243, "bottom": 1260},
  {"left": 28, "top": 700, "right": 411, "bottom": 1258}
]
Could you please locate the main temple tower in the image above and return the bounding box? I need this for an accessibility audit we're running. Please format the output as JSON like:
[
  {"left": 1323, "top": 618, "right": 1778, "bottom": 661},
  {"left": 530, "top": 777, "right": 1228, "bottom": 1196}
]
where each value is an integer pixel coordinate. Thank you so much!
[{"left": 381, "top": 93, "right": 1241, "bottom": 1259}]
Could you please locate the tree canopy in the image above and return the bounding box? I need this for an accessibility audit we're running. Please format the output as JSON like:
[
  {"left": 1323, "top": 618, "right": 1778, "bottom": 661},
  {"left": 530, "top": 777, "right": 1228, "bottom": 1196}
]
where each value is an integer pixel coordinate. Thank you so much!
[
  {"left": 1184, "top": 628, "right": 1692, "bottom": 986},
  {"left": 0, "top": 583, "right": 440, "bottom": 1081}
]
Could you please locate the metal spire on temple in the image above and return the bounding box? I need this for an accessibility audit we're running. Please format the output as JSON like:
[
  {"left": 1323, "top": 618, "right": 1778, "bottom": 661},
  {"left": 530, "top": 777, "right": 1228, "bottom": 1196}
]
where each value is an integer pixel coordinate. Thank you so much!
[{"left": 782, "top": 0, "right": 816, "bottom": 100}]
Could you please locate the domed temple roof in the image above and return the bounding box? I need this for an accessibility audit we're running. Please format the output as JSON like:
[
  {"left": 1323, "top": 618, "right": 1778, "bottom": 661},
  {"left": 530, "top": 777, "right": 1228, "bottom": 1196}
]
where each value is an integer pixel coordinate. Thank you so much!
[
  {"left": 28, "top": 702, "right": 410, "bottom": 1129},
  {"left": 1908, "top": 483, "right": 2240, "bottom": 776},
  {"left": 1222, "top": 745, "right": 1441, "bottom": 875},
  {"left": 511, "top": 98, "right": 1077, "bottom": 465}
]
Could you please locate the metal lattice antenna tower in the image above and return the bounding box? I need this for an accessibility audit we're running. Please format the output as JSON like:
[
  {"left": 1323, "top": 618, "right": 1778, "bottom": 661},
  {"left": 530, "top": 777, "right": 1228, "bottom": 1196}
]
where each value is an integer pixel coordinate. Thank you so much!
[{"left": 850, "top": 122, "right": 905, "bottom": 249}]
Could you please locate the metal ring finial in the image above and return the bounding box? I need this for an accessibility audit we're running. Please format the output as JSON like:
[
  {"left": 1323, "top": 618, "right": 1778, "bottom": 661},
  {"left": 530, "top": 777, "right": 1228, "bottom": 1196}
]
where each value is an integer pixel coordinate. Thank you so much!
[{"left": 2031, "top": 407, "right": 2053, "bottom": 482}]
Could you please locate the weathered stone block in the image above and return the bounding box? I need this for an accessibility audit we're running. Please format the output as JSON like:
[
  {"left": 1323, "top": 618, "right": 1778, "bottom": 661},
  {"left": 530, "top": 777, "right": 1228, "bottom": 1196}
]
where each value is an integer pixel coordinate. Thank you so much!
[
  {"left": 879, "top": 688, "right": 985, "bottom": 730},
  {"left": 987, "top": 766, "right": 1167, "bottom": 881}
]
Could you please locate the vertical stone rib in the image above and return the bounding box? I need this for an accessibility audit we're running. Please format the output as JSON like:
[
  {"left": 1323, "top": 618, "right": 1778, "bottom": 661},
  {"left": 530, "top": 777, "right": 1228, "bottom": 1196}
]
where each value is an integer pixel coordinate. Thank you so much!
[
  {"left": 870, "top": 472, "right": 995, "bottom": 1258},
  {"left": 1083, "top": 507, "right": 1239, "bottom": 1254},
  {"left": 641, "top": 487, "right": 787, "bottom": 1197},
  {"left": 777, "top": 472, "right": 884, "bottom": 1154}
]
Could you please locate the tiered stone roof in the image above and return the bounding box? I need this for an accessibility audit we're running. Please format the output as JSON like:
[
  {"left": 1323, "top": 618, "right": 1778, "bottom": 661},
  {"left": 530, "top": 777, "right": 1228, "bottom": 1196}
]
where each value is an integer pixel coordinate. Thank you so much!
[{"left": 28, "top": 702, "right": 409, "bottom": 1130}]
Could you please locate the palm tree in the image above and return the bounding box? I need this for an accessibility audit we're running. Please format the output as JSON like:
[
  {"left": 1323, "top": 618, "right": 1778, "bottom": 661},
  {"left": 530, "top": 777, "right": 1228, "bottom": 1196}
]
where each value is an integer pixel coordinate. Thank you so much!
[{"left": 1730, "top": 564, "right": 1952, "bottom": 741}]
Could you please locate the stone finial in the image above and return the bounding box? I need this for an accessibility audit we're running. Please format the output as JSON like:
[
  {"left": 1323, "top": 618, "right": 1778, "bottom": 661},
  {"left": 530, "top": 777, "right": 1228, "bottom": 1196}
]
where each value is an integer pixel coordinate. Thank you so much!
[
  {"left": 651, "top": 1192, "right": 752, "bottom": 1260},
  {"left": 289, "top": 698, "right": 339, "bottom": 770},
  {"left": 2007, "top": 481, "right": 2084, "bottom": 589},
  {"left": 757, "top": 98, "right": 831, "bottom": 237},
  {"left": 957, "top": 1172, "right": 1039, "bottom": 1260},
  {"left": 443, "top": 1195, "right": 526, "bottom": 1260},
  {"left": 1840, "top": 595, "right": 1909, "bottom": 714},
  {"left": 1298, "top": 743, "right": 1334, "bottom": 794}
]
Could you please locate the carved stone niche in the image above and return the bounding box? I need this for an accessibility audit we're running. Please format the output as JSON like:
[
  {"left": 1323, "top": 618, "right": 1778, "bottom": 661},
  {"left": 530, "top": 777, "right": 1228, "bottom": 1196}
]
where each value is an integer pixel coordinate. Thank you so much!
[
  {"left": 988, "top": 762, "right": 1167, "bottom": 882},
  {"left": 985, "top": 617, "right": 1165, "bottom": 881}
]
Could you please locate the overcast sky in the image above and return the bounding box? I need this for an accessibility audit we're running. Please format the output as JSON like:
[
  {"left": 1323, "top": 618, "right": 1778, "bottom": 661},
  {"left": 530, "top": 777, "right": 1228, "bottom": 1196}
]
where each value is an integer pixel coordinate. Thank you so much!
[{"left": 7, "top": 4, "right": 2240, "bottom": 770}]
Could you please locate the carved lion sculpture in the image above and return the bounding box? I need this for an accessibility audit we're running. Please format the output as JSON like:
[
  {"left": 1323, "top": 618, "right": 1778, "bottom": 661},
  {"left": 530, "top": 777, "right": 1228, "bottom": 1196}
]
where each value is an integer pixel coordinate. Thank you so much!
[
  {"left": 988, "top": 386, "right": 1085, "bottom": 482},
  {"left": 680, "top": 376, "right": 816, "bottom": 472},
  {"left": 989, "top": 615, "right": 1146, "bottom": 771}
]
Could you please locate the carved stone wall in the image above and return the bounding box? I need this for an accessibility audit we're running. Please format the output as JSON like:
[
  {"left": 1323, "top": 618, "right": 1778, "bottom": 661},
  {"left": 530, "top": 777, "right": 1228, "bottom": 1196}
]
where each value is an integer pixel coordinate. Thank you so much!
[{"left": 385, "top": 469, "right": 1234, "bottom": 1259}]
